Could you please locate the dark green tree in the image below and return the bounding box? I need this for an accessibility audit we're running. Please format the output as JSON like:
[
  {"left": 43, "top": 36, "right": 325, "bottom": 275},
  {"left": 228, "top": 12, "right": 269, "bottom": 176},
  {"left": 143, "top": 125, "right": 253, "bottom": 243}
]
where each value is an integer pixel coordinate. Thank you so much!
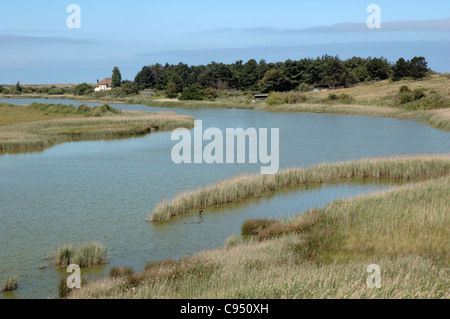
[
  {"left": 366, "top": 57, "right": 391, "bottom": 80},
  {"left": 111, "top": 67, "right": 122, "bottom": 88},
  {"left": 258, "top": 69, "right": 291, "bottom": 93},
  {"left": 392, "top": 58, "right": 409, "bottom": 81},
  {"left": 134, "top": 66, "right": 156, "bottom": 90},
  {"left": 165, "top": 82, "right": 178, "bottom": 98},
  {"left": 15, "top": 81, "right": 22, "bottom": 93},
  {"left": 409, "top": 56, "right": 428, "bottom": 79}
]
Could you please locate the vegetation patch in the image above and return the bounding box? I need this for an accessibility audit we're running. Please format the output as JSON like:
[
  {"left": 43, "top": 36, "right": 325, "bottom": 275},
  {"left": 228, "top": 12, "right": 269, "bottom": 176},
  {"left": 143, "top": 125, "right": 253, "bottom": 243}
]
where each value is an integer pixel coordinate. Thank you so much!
[
  {"left": 1, "top": 274, "right": 19, "bottom": 292},
  {"left": 48, "top": 242, "right": 109, "bottom": 268},
  {"left": 71, "top": 176, "right": 450, "bottom": 299},
  {"left": 0, "top": 103, "right": 194, "bottom": 152},
  {"left": 150, "top": 154, "right": 450, "bottom": 222}
]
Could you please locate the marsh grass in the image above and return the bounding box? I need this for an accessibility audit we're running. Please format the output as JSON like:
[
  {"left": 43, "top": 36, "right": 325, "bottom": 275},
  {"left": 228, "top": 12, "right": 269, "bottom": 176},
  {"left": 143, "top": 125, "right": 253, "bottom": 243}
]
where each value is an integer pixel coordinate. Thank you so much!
[
  {"left": 1, "top": 274, "right": 19, "bottom": 292},
  {"left": 150, "top": 154, "right": 450, "bottom": 222},
  {"left": 0, "top": 103, "right": 194, "bottom": 152},
  {"left": 49, "top": 242, "right": 109, "bottom": 268},
  {"left": 71, "top": 176, "right": 450, "bottom": 299},
  {"left": 109, "top": 266, "right": 135, "bottom": 279}
]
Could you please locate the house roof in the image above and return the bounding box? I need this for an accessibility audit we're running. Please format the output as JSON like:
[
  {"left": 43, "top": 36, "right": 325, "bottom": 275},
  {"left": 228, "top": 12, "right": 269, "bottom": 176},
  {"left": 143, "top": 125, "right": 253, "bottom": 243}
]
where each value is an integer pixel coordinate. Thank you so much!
[{"left": 97, "top": 78, "right": 112, "bottom": 86}]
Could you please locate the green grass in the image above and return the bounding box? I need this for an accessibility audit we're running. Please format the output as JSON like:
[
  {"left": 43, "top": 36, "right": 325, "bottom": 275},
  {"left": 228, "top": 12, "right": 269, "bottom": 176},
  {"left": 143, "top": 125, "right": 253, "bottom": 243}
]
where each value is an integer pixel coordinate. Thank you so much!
[
  {"left": 48, "top": 242, "right": 110, "bottom": 268},
  {"left": 0, "top": 103, "right": 194, "bottom": 152},
  {"left": 1, "top": 274, "right": 19, "bottom": 292},
  {"left": 149, "top": 154, "right": 450, "bottom": 222},
  {"left": 70, "top": 175, "right": 450, "bottom": 299}
]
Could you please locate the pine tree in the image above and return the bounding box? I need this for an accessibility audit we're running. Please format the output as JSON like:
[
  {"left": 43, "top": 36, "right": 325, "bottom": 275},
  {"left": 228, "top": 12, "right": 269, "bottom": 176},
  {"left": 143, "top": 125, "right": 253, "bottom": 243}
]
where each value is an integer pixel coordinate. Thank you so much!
[{"left": 112, "top": 67, "right": 122, "bottom": 88}]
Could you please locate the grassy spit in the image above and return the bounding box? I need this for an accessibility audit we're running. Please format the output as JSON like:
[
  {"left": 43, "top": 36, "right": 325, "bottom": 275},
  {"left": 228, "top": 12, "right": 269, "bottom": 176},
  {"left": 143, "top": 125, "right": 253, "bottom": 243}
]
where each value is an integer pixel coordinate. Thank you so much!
[
  {"left": 71, "top": 176, "right": 450, "bottom": 299},
  {"left": 48, "top": 242, "right": 109, "bottom": 268},
  {"left": 0, "top": 103, "right": 194, "bottom": 152},
  {"left": 150, "top": 154, "right": 450, "bottom": 222}
]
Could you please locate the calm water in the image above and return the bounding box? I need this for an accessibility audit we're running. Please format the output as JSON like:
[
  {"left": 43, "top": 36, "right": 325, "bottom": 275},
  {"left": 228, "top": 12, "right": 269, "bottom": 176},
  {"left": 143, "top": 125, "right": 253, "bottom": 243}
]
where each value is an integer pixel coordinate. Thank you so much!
[{"left": 0, "top": 98, "right": 449, "bottom": 299}]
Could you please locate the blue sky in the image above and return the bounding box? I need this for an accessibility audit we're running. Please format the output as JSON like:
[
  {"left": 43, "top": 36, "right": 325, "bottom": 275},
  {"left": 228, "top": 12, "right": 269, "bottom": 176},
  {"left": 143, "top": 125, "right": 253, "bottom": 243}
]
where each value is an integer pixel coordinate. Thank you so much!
[{"left": 1, "top": 0, "right": 449, "bottom": 84}]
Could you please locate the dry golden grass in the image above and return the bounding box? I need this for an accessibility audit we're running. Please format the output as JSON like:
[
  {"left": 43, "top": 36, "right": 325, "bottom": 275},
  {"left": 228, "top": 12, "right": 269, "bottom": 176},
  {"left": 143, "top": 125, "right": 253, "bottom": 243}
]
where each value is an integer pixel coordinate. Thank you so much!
[
  {"left": 0, "top": 108, "right": 194, "bottom": 152},
  {"left": 310, "top": 75, "right": 450, "bottom": 101},
  {"left": 71, "top": 175, "right": 450, "bottom": 299}
]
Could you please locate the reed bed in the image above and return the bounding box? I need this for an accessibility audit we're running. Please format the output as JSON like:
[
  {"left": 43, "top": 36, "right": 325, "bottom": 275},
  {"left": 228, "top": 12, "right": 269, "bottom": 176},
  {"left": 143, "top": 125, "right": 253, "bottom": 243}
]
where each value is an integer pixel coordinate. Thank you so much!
[
  {"left": 1, "top": 274, "right": 19, "bottom": 292},
  {"left": 71, "top": 176, "right": 450, "bottom": 299},
  {"left": 48, "top": 242, "right": 110, "bottom": 268},
  {"left": 150, "top": 154, "right": 450, "bottom": 222},
  {"left": 0, "top": 108, "right": 194, "bottom": 152}
]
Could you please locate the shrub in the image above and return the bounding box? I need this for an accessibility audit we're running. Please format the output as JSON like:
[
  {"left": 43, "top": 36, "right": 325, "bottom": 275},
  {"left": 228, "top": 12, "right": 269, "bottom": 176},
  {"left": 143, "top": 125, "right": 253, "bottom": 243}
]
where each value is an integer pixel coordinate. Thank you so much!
[
  {"left": 109, "top": 266, "right": 135, "bottom": 278},
  {"left": 413, "top": 89, "right": 425, "bottom": 100},
  {"left": 339, "top": 93, "right": 354, "bottom": 103},
  {"left": 122, "top": 82, "right": 138, "bottom": 95},
  {"left": 266, "top": 92, "right": 287, "bottom": 106},
  {"left": 399, "top": 85, "right": 411, "bottom": 94},
  {"left": 202, "top": 87, "right": 219, "bottom": 101},
  {"left": 92, "top": 104, "right": 120, "bottom": 117},
  {"left": 73, "top": 83, "right": 94, "bottom": 96},
  {"left": 36, "top": 87, "right": 50, "bottom": 94},
  {"left": 165, "top": 82, "right": 178, "bottom": 98},
  {"left": 179, "top": 84, "right": 205, "bottom": 101},
  {"left": 328, "top": 93, "right": 339, "bottom": 101},
  {"left": 298, "top": 83, "right": 314, "bottom": 92},
  {"left": 48, "top": 88, "right": 65, "bottom": 95},
  {"left": 399, "top": 92, "right": 414, "bottom": 104},
  {"left": 1, "top": 274, "right": 19, "bottom": 292}
]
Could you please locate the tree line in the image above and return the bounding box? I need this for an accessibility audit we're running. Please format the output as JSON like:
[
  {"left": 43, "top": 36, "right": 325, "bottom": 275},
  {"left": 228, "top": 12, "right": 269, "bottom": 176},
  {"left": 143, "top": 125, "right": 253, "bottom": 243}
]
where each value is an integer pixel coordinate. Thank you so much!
[
  {"left": 132, "top": 55, "right": 429, "bottom": 95},
  {"left": 0, "top": 56, "right": 429, "bottom": 97}
]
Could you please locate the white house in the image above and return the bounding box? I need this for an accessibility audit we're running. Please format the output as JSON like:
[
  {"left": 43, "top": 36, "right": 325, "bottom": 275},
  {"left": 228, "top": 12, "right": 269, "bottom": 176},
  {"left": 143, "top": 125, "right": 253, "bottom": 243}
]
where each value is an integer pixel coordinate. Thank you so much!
[{"left": 95, "top": 78, "right": 112, "bottom": 92}]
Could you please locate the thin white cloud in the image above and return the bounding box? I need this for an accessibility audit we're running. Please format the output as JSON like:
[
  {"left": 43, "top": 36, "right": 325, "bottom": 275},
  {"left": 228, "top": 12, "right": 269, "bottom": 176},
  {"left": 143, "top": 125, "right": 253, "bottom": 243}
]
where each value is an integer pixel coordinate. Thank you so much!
[
  {"left": 190, "top": 18, "right": 450, "bottom": 35},
  {"left": 0, "top": 34, "right": 97, "bottom": 45}
]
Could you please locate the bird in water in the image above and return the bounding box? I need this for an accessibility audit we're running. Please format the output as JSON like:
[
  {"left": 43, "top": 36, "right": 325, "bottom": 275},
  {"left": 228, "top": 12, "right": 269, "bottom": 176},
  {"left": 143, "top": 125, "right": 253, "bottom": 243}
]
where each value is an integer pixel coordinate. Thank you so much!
[
  {"left": 305, "top": 183, "right": 309, "bottom": 190},
  {"left": 199, "top": 210, "right": 204, "bottom": 215}
]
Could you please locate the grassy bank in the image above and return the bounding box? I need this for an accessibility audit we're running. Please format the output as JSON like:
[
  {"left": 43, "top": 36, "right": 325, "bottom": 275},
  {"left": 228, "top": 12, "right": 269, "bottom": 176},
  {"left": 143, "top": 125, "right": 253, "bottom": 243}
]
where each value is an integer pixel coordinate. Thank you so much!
[
  {"left": 71, "top": 175, "right": 450, "bottom": 299},
  {"left": 2, "top": 76, "right": 449, "bottom": 130},
  {"left": 0, "top": 103, "right": 194, "bottom": 152},
  {"left": 150, "top": 154, "right": 450, "bottom": 222}
]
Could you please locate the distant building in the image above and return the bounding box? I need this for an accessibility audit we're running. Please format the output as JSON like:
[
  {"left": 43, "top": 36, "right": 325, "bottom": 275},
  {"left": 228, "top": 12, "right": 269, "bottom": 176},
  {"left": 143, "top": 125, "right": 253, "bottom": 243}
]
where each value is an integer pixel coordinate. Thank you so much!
[
  {"left": 95, "top": 78, "right": 112, "bottom": 92},
  {"left": 254, "top": 94, "right": 268, "bottom": 101}
]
